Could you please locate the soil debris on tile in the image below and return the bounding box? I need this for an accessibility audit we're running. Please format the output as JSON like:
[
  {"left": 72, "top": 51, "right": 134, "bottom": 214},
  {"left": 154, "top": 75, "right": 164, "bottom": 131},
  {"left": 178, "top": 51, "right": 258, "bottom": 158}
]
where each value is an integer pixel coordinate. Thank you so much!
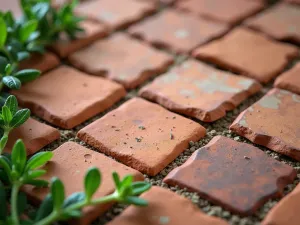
[
  {"left": 77, "top": 97, "right": 206, "bottom": 176},
  {"left": 164, "top": 136, "right": 297, "bottom": 215}
]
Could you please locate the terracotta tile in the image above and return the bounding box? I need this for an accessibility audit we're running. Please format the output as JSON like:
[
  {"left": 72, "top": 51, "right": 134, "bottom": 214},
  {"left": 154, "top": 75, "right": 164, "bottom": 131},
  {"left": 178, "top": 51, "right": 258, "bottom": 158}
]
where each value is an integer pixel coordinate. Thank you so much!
[
  {"left": 75, "top": 0, "right": 156, "bottom": 30},
  {"left": 176, "top": 0, "right": 264, "bottom": 25},
  {"left": 1, "top": 0, "right": 22, "bottom": 18},
  {"left": 193, "top": 27, "right": 299, "bottom": 83},
  {"left": 245, "top": 3, "right": 300, "bottom": 44},
  {"left": 275, "top": 63, "right": 300, "bottom": 95},
  {"left": 50, "top": 20, "right": 108, "bottom": 58},
  {"left": 11, "top": 66, "right": 126, "bottom": 129},
  {"left": 23, "top": 142, "right": 144, "bottom": 225},
  {"left": 164, "top": 136, "right": 297, "bottom": 215},
  {"left": 262, "top": 183, "right": 300, "bottom": 225},
  {"left": 77, "top": 97, "right": 206, "bottom": 176},
  {"left": 4, "top": 118, "right": 60, "bottom": 155},
  {"left": 19, "top": 52, "right": 60, "bottom": 73},
  {"left": 68, "top": 33, "right": 174, "bottom": 89},
  {"left": 107, "top": 186, "right": 229, "bottom": 225},
  {"left": 230, "top": 88, "right": 300, "bottom": 160},
  {"left": 128, "top": 9, "right": 229, "bottom": 53},
  {"left": 139, "top": 60, "right": 262, "bottom": 122},
  {"left": 284, "top": 0, "right": 300, "bottom": 4}
]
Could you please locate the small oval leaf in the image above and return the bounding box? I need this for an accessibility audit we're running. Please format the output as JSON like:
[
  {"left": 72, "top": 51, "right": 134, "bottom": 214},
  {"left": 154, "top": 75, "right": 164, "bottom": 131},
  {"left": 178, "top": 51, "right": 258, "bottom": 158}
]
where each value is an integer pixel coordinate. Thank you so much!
[
  {"left": 25, "top": 151, "right": 53, "bottom": 171},
  {"left": 2, "top": 76, "right": 21, "bottom": 90},
  {"left": 84, "top": 167, "right": 101, "bottom": 201},
  {"left": 9, "top": 108, "right": 30, "bottom": 128},
  {"left": 50, "top": 177, "right": 65, "bottom": 211},
  {"left": 14, "top": 69, "right": 40, "bottom": 83},
  {"left": 4, "top": 95, "right": 18, "bottom": 115}
]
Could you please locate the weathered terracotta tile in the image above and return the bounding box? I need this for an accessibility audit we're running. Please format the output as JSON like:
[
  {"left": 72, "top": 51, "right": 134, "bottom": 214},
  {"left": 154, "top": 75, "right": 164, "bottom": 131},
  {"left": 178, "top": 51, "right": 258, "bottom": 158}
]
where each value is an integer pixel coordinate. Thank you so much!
[
  {"left": 129, "top": 9, "right": 229, "bottom": 53},
  {"left": 5, "top": 118, "right": 60, "bottom": 155},
  {"left": 11, "top": 66, "right": 126, "bottom": 129},
  {"left": 176, "top": 0, "right": 264, "bottom": 25},
  {"left": 193, "top": 27, "right": 299, "bottom": 83},
  {"left": 107, "top": 186, "right": 229, "bottom": 225},
  {"left": 262, "top": 183, "right": 300, "bottom": 225},
  {"left": 275, "top": 63, "right": 300, "bottom": 95},
  {"left": 19, "top": 52, "right": 60, "bottom": 73},
  {"left": 139, "top": 60, "right": 262, "bottom": 122},
  {"left": 230, "top": 88, "right": 300, "bottom": 160},
  {"left": 68, "top": 33, "right": 173, "bottom": 89},
  {"left": 50, "top": 20, "right": 108, "bottom": 58},
  {"left": 75, "top": 0, "right": 156, "bottom": 30},
  {"left": 23, "top": 142, "right": 144, "bottom": 225},
  {"left": 245, "top": 3, "right": 300, "bottom": 44},
  {"left": 164, "top": 136, "right": 297, "bottom": 215},
  {"left": 77, "top": 97, "right": 206, "bottom": 176}
]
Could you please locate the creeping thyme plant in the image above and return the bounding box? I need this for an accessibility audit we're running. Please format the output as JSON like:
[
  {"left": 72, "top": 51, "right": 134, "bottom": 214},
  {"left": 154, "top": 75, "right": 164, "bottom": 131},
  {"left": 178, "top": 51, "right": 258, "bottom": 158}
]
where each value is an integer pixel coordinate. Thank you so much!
[{"left": 0, "top": 1, "right": 151, "bottom": 225}]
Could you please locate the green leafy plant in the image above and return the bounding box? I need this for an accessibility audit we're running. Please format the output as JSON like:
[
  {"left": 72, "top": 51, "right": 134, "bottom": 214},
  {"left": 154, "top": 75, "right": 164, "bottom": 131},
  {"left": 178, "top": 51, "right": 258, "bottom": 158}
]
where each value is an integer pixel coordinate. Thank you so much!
[
  {"left": 0, "top": 140, "right": 151, "bottom": 225},
  {"left": 20, "top": 0, "right": 84, "bottom": 45},
  {"left": 0, "top": 58, "right": 40, "bottom": 92},
  {"left": 0, "top": 95, "right": 30, "bottom": 155}
]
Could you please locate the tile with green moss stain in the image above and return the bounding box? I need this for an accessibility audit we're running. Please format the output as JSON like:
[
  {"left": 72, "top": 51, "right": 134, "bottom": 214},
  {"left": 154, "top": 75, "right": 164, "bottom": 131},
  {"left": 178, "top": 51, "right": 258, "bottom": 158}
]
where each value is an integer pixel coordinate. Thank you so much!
[{"left": 139, "top": 59, "right": 261, "bottom": 122}]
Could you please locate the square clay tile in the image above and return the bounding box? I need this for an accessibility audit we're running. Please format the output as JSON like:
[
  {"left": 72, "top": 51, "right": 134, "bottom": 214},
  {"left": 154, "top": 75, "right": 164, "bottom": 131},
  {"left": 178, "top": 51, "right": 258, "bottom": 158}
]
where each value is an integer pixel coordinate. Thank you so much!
[
  {"left": 68, "top": 33, "right": 174, "bottom": 89},
  {"left": 50, "top": 20, "right": 109, "bottom": 58},
  {"left": 230, "top": 88, "right": 300, "bottom": 161},
  {"left": 107, "top": 186, "right": 229, "bottom": 225},
  {"left": 19, "top": 52, "right": 60, "bottom": 73},
  {"left": 193, "top": 27, "right": 299, "bottom": 83},
  {"left": 128, "top": 9, "right": 229, "bottom": 54},
  {"left": 139, "top": 60, "right": 262, "bottom": 122},
  {"left": 164, "top": 136, "right": 297, "bottom": 215},
  {"left": 176, "top": 0, "right": 264, "bottom": 25},
  {"left": 23, "top": 142, "right": 144, "bottom": 225},
  {"left": 11, "top": 66, "right": 126, "bottom": 129},
  {"left": 262, "top": 183, "right": 300, "bottom": 225},
  {"left": 5, "top": 118, "right": 60, "bottom": 155},
  {"left": 245, "top": 3, "right": 300, "bottom": 44},
  {"left": 77, "top": 97, "right": 206, "bottom": 176},
  {"left": 275, "top": 62, "right": 300, "bottom": 95},
  {"left": 75, "top": 0, "right": 156, "bottom": 30}
]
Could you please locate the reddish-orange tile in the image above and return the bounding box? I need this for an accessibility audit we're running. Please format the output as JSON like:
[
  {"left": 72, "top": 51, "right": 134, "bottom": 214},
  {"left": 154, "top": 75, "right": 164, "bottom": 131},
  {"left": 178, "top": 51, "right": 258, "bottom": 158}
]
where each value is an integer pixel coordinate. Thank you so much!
[
  {"left": 164, "top": 136, "right": 297, "bottom": 215},
  {"left": 245, "top": 3, "right": 300, "bottom": 44},
  {"left": 284, "top": 0, "right": 300, "bottom": 4},
  {"left": 262, "top": 183, "right": 300, "bottom": 225},
  {"left": 23, "top": 142, "right": 144, "bottom": 225},
  {"left": 19, "top": 52, "right": 60, "bottom": 73},
  {"left": 77, "top": 97, "right": 206, "bottom": 176},
  {"left": 176, "top": 0, "right": 264, "bottom": 25},
  {"left": 50, "top": 20, "right": 108, "bottom": 58},
  {"left": 230, "top": 88, "right": 300, "bottom": 160},
  {"left": 12, "top": 66, "right": 126, "bottom": 129},
  {"left": 139, "top": 60, "right": 261, "bottom": 122},
  {"left": 1, "top": 0, "right": 22, "bottom": 18},
  {"left": 129, "top": 9, "right": 229, "bottom": 53},
  {"left": 107, "top": 186, "right": 229, "bottom": 225},
  {"left": 68, "top": 33, "right": 173, "bottom": 89},
  {"left": 75, "top": 0, "right": 156, "bottom": 30},
  {"left": 275, "top": 63, "right": 300, "bottom": 95},
  {"left": 193, "top": 27, "right": 299, "bottom": 83},
  {"left": 5, "top": 118, "right": 60, "bottom": 155}
]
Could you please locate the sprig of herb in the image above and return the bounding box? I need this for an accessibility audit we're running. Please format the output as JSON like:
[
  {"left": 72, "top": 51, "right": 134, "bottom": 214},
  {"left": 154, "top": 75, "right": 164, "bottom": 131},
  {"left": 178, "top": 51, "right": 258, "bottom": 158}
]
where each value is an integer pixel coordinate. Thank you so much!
[
  {"left": 0, "top": 95, "right": 30, "bottom": 155},
  {"left": 0, "top": 140, "right": 150, "bottom": 225},
  {"left": 20, "top": 0, "right": 84, "bottom": 46}
]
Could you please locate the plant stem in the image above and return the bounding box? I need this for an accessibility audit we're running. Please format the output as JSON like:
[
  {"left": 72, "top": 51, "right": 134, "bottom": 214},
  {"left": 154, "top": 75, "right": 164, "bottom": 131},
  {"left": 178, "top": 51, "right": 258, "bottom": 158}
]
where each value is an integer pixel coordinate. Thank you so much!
[
  {"left": 0, "top": 129, "right": 10, "bottom": 155},
  {"left": 35, "top": 193, "right": 118, "bottom": 225},
  {"left": 11, "top": 183, "right": 21, "bottom": 225}
]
